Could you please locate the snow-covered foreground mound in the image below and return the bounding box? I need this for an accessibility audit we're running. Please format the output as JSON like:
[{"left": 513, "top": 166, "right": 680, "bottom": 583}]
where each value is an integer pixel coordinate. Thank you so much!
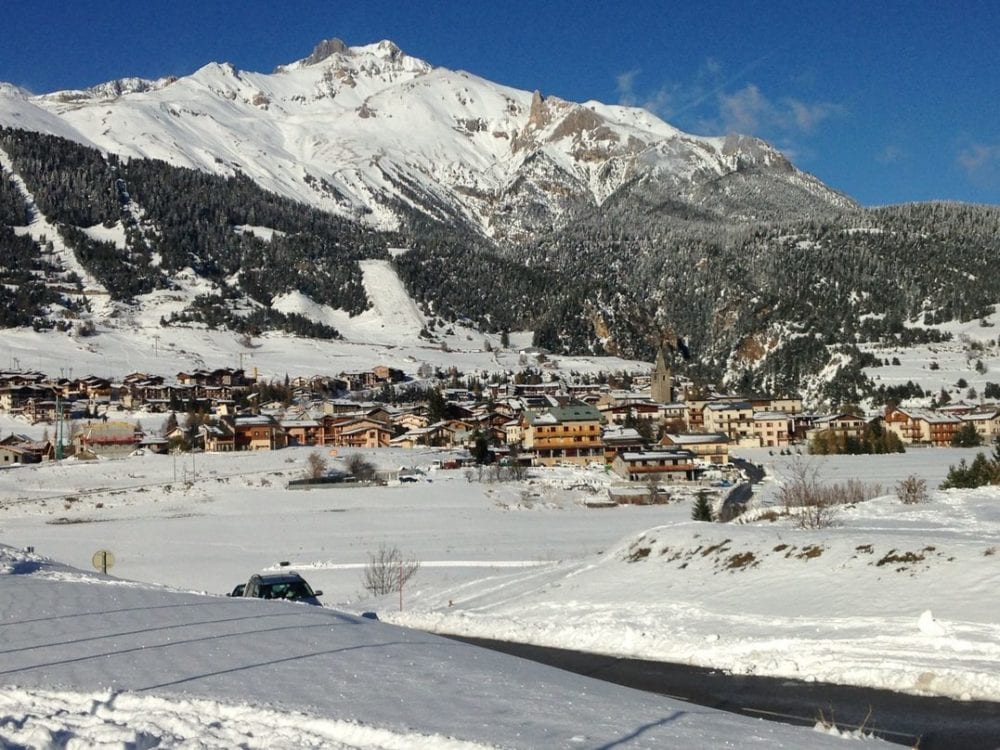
[{"left": 0, "top": 547, "right": 865, "bottom": 749}]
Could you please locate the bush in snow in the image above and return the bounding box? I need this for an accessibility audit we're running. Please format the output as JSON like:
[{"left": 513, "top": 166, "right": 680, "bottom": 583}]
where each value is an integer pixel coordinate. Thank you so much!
[
  {"left": 346, "top": 454, "right": 376, "bottom": 482},
  {"left": 940, "top": 452, "right": 1000, "bottom": 489},
  {"left": 777, "top": 459, "right": 882, "bottom": 529},
  {"left": 896, "top": 474, "right": 929, "bottom": 504},
  {"left": 305, "top": 451, "right": 328, "bottom": 480}
]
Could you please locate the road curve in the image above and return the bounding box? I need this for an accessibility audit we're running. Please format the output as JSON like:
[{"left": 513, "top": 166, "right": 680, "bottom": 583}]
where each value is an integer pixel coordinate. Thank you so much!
[{"left": 447, "top": 636, "right": 1000, "bottom": 750}]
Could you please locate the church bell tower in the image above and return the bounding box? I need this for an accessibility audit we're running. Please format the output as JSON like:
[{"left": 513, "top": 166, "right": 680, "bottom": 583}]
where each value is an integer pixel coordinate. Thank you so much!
[{"left": 651, "top": 347, "right": 673, "bottom": 404}]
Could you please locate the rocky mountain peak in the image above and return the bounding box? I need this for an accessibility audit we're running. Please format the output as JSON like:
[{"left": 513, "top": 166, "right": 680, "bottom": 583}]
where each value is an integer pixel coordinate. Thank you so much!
[
  {"left": 373, "top": 40, "right": 403, "bottom": 62},
  {"left": 302, "top": 38, "right": 350, "bottom": 66},
  {"left": 527, "top": 90, "right": 549, "bottom": 129}
]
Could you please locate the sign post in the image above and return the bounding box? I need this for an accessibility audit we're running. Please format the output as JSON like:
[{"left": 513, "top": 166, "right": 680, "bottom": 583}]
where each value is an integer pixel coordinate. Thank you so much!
[{"left": 92, "top": 549, "right": 115, "bottom": 575}]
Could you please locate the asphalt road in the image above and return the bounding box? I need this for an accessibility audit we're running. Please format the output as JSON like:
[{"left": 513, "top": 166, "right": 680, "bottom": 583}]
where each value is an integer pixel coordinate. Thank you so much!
[{"left": 448, "top": 636, "right": 1000, "bottom": 750}]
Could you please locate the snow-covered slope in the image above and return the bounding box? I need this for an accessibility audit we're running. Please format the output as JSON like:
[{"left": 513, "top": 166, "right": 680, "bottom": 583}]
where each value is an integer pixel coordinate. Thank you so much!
[
  {"left": 0, "top": 39, "right": 854, "bottom": 240},
  {"left": 0, "top": 545, "right": 869, "bottom": 749}
]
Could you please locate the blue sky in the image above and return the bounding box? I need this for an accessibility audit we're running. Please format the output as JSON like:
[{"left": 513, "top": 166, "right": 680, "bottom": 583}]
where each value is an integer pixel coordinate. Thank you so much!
[{"left": 3, "top": 0, "right": 998, "bottom": 206}]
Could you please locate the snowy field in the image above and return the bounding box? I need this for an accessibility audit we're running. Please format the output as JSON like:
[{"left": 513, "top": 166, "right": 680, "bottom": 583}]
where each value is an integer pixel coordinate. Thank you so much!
[
  {"left": 1, "top": 422, "right": 998, "bottom": 745},
  {"left": 860, "top": 314, "right": 1000, "bottom": 406}
]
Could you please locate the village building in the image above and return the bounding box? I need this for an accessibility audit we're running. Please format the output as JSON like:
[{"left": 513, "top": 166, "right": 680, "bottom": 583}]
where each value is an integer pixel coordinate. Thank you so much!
[
  {"left": 684, "top": 398, "right": 710, "bottom": 431},
  {"left": 280, "top": 417, "right": 325, "bottom": 447},
  {"left": 73, "top": 420, "right": 142, "bottom": 458},
  {"left": 611, "top": 449, "right": 699, "bottom": 482},
  {"left": 702, "top": 401, "right": 756, "bottom": 447},
  {"left": 200, "top": 421, "right": 236, "bottom": 452},
  {"left": 598, "top": 399, "right": 661, "bottom": 427},
  {"left": 749, "top": 395, "right": 804, "bottom": 414},
  {"left": 0, "top": 433, "right": 53, "bottom": 464},
  {"left": 601, "top": 426, "right": 645, "bottom": 464},
  {"left": 338, "top": 422, "right": 393, "bottom": 449},
  {"left": 659, "top": 432, "right": 730, "bottom": 464},
  {"left": 883, "top": 407, "right": 961, "bottom": 446},
  {"left": 658, "top": 402, "right": 689, "bottom": 430},
  {"left": 393, "top": 412, "right": 430, "bottom": 432},
  {"left": 752, "top": 411, "right": 793, "bottom": 448},
  {"left": 807, "top": 413, "right": 868, "bottom": 445},
  {"left": 233, "top": 415, "right": 286, "bottom": 451},
  {"left": 521, "top": 404, "right": 603, "bottom": 467},
  {"left": 0, "top": 384, "right": 57, "bottom": 413},
  {"left": 0, "top": 444, "right": 36, "bottom": 465},
  {"left": 960, "top": 409, "right": 1000, "bottom": 443}
]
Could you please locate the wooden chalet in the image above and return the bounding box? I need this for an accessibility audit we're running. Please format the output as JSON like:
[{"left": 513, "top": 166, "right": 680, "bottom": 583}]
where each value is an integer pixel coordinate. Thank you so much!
[{"left": 611, "top": 450, "right": 699, "bottom": 482}]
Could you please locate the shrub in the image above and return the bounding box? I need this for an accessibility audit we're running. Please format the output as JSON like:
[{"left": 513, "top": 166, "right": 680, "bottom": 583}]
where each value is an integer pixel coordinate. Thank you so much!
[
  {"left": 345, "top": 453, "right": 376, "bottom": 482},
  {"left": 940, "top": 453, "right": 1000, "bottom": 489},
  {"left": 896, "top": 474, "right": 928, "bottom": 504},
  {"left": 305, "top": 450, "right": 328, "bottom": 480},
  {"left": 777, "top": 459, "right": 882, "bottom": 529}
]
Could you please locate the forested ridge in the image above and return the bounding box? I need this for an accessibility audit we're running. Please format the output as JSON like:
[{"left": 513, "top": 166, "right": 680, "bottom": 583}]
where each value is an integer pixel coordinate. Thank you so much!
[{"left": 1, "top": 126, "right": 998, "bottom": 398}]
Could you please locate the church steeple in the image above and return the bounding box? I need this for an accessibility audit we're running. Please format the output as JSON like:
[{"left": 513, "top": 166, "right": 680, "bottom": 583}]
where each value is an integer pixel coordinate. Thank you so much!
[{"left": 651, "top": 347, "right": 673, "bottom": 404}]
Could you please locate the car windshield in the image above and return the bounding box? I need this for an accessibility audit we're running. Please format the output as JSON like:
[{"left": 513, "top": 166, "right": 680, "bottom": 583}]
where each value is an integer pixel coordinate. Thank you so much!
[{"left": 261, "top": 580, "right": 314, "bottom": 600}]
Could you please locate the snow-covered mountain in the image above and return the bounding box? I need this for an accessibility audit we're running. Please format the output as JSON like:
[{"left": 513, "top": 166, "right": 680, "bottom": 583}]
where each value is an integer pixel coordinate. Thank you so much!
[
  {"left": 0, "top": 39, "right": 853, "bottom": 240},
  {"left": 4, "top": 39, "right": 998, "bottom": 399}
]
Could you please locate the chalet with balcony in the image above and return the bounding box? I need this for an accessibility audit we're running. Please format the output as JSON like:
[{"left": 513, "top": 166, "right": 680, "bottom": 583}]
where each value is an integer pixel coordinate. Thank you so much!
[
  {"left": 612, "top": 450, "right": 699, "bottom": 482},
  {"left": 200, "top": 421, "right": 236, "bottom": 452},
  {"left": 807, "top": 413, "right": 869, "bottom": 444},
  {"left": 522, "top": 404, "right": 603, "bottom": 467},
  {"left": 883, "top": 407, "right": 961, "bottom": 446},
  {"left": 338, "top": 422, "right": 393, "bottom": 449},
  {"left": 322, "top": 415, "right": 392, "bottom": 448},
  {"left": 120, "top": 375, "right": 177, "bottom": 411},
  {"left": 0, "top": 384, "right": 56, "bottom": 413},
  {"left": 660, "top": 432, "right": 730, "bottom": 464},
  {"left": 281, "top": 417, "right": 325, "bottom": 447},
  {"left": 234, "top": 415, "right": 286, "bottom": 451}
]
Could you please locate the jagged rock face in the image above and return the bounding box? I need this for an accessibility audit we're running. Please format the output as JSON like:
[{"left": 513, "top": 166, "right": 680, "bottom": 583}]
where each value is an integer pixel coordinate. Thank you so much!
[
  {"left": 302, "top": 38, "right": 349, "bottom": 66},
  {"left": 0, "top": 39, "right": 855, "bottom": 240}
]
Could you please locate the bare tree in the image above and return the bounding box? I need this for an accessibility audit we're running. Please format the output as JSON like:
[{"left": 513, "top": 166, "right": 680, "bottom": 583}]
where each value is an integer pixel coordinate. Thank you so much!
[
  {"left": 644, "top": 473, "right": 661, "bottom": 504},
  {"left": 305, "top": 450, "right": 328, "bottom": 480},
  {"left": 506, "top": 445, "right": 528, "bottom": 480},
  {"left": 362, "top": 543, "right": 420, "bottom": 596},
  {"left": 776, "top": 457, "right": 837, "bottom": 529}
]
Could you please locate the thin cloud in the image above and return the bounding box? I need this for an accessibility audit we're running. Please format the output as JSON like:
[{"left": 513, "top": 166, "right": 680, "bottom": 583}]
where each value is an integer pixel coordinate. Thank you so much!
[
  {"left": 614, "top": 69, "right": 677, "bottom": 119},
  {"left": 877, "top": 145, "right": 906, "bottom": 164},
  {"left": 615, "top": 69, "right": 640, "bottom": 106},
  {"left": 957, "top": 142, "right": 1000, "bottom": 183},
  {"left": 714, "top": 84, "right": 843, "bottom": 136},
  {"left": 718, "top": 84, "right": 769, "bottom": 132},
  {"left": 616, "top": 57, "right": 844, "bottom": 146}
]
